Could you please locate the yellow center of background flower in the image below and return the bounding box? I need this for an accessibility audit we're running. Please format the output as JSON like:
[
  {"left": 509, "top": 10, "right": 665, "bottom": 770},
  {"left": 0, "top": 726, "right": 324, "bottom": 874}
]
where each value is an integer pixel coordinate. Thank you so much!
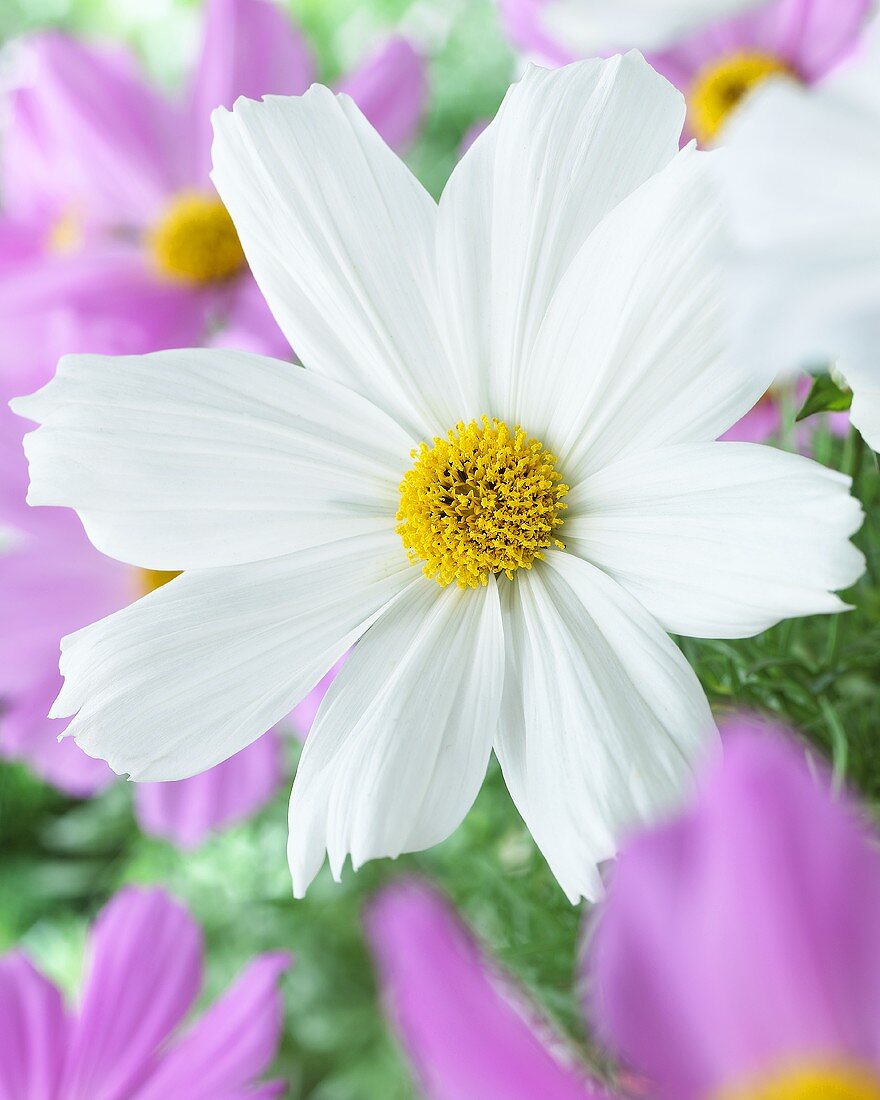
[
  {"left": 150, "top": 193, "right": 245, "bottom": 284},
  {"left": 48, "top": 208, "right": 84, "bottom": 255},
  {"left": 396, "top": 417, "right": 568, "bottom": 589},
  {"left": 690, "top": 51, "right": 794, "bottom": 145},
  {"left": 139, "top": 568, "right": 181, "bottom": 596},
  {"left": 722, "top": 1064, "right": 880, "bottom": 1100}
]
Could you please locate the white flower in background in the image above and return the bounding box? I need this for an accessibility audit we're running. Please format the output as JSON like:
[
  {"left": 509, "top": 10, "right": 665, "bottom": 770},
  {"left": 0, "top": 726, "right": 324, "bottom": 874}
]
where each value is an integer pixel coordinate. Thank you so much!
[
  {"left": 721, "top": 18, "right": 880, "bottom": 449},
  {"left": 535, "top": 0, "right": 767, "bottom": 54},
  {"left": 12, "top": 55, "right": 863, "bottom": 902}
]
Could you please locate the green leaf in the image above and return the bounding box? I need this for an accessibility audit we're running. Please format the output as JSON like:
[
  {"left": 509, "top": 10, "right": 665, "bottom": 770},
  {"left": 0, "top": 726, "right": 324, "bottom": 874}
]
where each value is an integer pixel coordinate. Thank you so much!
[{"left": 796, "top": 374, "right": 853, "bottom": 421}]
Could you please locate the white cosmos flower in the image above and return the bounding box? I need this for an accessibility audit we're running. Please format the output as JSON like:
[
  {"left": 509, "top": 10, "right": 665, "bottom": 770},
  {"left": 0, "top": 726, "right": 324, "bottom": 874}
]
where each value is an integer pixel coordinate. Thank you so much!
[
  {"left": 538, "top": 0, "right": 767, "bottom": 54},
  {"left": 12, "top": 55, "right": 864, "bottom": 902},
  {"left": 721, "top": 18, "right": 880, "bottom": 449}
]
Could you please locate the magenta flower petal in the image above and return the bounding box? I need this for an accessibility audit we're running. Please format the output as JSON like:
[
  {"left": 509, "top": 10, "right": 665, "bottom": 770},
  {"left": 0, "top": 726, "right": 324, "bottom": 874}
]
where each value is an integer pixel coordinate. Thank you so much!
[
  {"left": 1, "top": 88, "right": 64, "bottom": 225},
  {"left": 0, "top": 248, "right": 208, "bottom": 390},
  {"left": 0, "top": 398, "right": 131, "bottom": 795},
  {"left": 719, "top": 396, "right": 782, "bottom": 442},
  {"left": 289, "top": 656, "right": 347, "bottom": 740},
  {"left": 649, "top": 0, "right": 869, "bottom": 96},
  {"left": 588, "top": 722, "right": 880, "bottom": 1100},
  {"left": 184, "top": 0, "right": 315, "bottom": 186},
  {"left": 133, "top": 731, "right": 285, "bottom": 849},
  {"left": 19, "top": 34, "right": 182, "bottom": 226},
  {"left": 133, "top": 951, "right": 291, "bottom": 1099},
  {"left": 497, "top": 0, "right": 576, "bottom": 64},
  {"left": 62, "top": 888, "right": 203, "bottom": 1100},
  {"left": 209, "top": 275, "right": 290, "bottom": 359},
  {"left": 367, "top": 880, "right": 609, "bottom": 1100},
  {"left": 337, "top": 37, "right": 427, "bottom": 152},
  {"left": 0, "top": 952, "right": 68, "bottom": 1100}
]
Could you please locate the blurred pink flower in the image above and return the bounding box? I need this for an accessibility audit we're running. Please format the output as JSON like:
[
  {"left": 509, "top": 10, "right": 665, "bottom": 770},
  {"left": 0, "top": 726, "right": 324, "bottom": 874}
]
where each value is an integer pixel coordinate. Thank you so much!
[
  {"left": 589, "top": 719, "right": 880, "bottom": 1099},
  {"left": 646, "top": 0, "right": 870, "bottom": 145},
  {"left": 497, "top": 0, "right": 868, "bottom": 147},
  {"left": 0, "top": 0, "right": 427, "bottom": 385},
  {"left": 0, "top": 0, "right": 421, "bottom": 841},
  {"left": 369, "top": 720, "right": 880, "bottom": 1098},
  {"left": 0, "top": 886, "right": 290, "bottom": 1098},
  {"left": 367, "top": 879, "right": 615, "bottom": 1099}
]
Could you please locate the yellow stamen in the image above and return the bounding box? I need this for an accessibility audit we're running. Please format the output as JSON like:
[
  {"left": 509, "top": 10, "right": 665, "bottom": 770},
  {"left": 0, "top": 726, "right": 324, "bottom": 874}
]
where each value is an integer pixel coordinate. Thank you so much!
[
  {"left": 150, "top": 192, "right": 245, "bottom": 284},
  {"left": 48, "top": 208, "right": 83, "bottom": 255},
  {"left": 139, "top": 568, "right": 181, "bottom": 596},
  {"left": 721, "top": 1063, "right": 880, "bottom": 1100},
  {"left": 690, "top": 51, "right": 795, "bottom": 145},
  {"left": 396, "top": 417, "right": 568, "bottom": 589}
]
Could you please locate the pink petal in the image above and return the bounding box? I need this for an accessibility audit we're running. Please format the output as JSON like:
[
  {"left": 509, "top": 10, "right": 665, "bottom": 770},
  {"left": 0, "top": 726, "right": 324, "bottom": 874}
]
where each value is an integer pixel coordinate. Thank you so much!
[
  {"left": 133, "top": 952, "right": 291, "bottom": 1099},
  {"left": 0, "top": 952, "right": 68, "bottom": 1100},
  {"left": 209, "top": 275, "right": 290, "bottom": 360},
  {"left": 133, "top": 731, "right": 285, "bottom": 849},
  {"left": 62, "top": 888, "right": 203, "bottom": 1100},
  {"left": 588, "top": 719, "right": 880, "bottom": 1100},
  {"left": 367, "top": 880, "right": 609, "bottom": 1100},
  {"left": 18, "top": 34, "right": 182, "bottom": 226},
  {"left": 337, "top": 37, "right": 427, "bottom": 152},
  {"left": 1, "top": 88, "right": 64, "bottom": 224},
  {"left": 184, "top": 0, "right": 315, "bottom": 186},
  {"left": 289, "top": 656, "right": 347, "bottom": 740},
  {"left": 648, "top": 0, "right": 869, "bottom": 98},
  {"left": 0, "top": 398, "right": 132, "bottom": 797},
  {"left": 496, "top": 0, "right": 576, "bottom": 64},
  {"left": 720, "top": 396, "right": 782, "bottom": 442},
  {"left": 0, "top": 247, "right": 208, "bottom": 393}
]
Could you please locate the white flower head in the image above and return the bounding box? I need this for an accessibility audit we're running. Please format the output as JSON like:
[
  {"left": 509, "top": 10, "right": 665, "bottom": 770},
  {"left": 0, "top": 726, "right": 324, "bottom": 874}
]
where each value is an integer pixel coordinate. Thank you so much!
[
  {"left": 537, "top": 0, "right": 768, "bottom": 54},
  {"left": 12, "top": 55, "right": 864, "bottom": 902},
  {"left": 720, "top": 16, "right": 880, "bottom": 449}
]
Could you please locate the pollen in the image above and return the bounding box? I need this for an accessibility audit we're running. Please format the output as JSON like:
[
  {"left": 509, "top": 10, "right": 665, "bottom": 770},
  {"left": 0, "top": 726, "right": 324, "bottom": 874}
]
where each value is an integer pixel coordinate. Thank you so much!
[
  {"left": 150, "top": 193, "right": 245, "bottom": 284},
  {"left": 720, "top": 1063, "right": 880, "bottom": 1100},
  {"left": 690, "top": 51, "right": 794, "bottom": 145},
  {"left": 48, "top": 208, "right": 83, "bottom": 255},
  {"left": 139, "top": 568, "right": 181, "bottom": 596},
  {"left": 396, "top": 417, "right": 568, "bottom": 589}
]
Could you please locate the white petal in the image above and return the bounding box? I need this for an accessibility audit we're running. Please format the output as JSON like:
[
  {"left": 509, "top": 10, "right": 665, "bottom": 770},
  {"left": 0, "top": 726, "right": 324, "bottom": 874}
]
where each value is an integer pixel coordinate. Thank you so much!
[
  {"left": 540, "top": 0, "right": 766, "bottom": 54},
  {"left": 52, "top": 531, "right": 415, "bottom": 780},
  {"left": 288, "top": 575, "right": 504, "bottom": 897},
  {"left": 565, "top": 442, "right": 865, "bottom": 639},
  {"left": 844, "top": 355, "right": 880, "bottom": 452},
  {"left": 495, "top": 551, "right": 716, "bottom": 903},
  {"left": 12, "top": 349, "right": 413, "bottom": 569},
  {"left": 523, "top": 146, "right": 769, "bottom": 484},
  {"left": 721, "top": 54, "right": 880, "bottom": 384},
  {"left": 212, "top": 87, "right": 457, "bottom": 440},
  {"left": 437, "top": 53, "right": 685, "bottom": 422}
]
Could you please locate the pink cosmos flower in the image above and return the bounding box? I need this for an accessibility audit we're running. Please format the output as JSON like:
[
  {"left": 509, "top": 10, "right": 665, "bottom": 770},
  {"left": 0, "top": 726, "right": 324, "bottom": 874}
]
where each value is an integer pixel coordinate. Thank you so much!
[
  {"left": 498, "top": 0, "right": 868, "bottom": 148},
  {"left": 367, "top": 879, "right": 614, "bottom": 1099},
  {"left": 590, "top": 721, "right": 880, "bottom": 1099},
  {"left": 369, "top": 720, "right": 880, "bottom": 1098},
  {"left": 646, "top": 0, "right": 870, "bottom": 146},
  {"left": 0, "top": 0, "right": 424, "bottom": 843},
  {"left": 0, "top": 885, "right": 290, "bottom": 1099},
  {"left": 0, "top": 0, "right": 426, "bottom": 382}
]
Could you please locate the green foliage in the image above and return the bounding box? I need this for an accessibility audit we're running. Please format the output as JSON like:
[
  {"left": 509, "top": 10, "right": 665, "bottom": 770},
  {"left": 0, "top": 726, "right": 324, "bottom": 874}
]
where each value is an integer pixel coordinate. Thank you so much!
[{"left": 796, "top": 372, "right": 853, "bottom": 421}]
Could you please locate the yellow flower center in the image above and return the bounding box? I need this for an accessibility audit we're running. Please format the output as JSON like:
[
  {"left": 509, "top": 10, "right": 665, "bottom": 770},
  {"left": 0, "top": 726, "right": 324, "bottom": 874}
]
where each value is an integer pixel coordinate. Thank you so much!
[
  {"left": 722, "top": 1063, "right": 880, "bottom": 1100},
  {"left": 396, "top": 417, "right": 568, "bottom": 589},
  {"left": 690, "top": 51, "right": 795, "bottom": 145},
  {"left": 139, "top": 568, "right": 181, "bottom": 596},
  {"left": 48, "top": 208, "right": 83, "bottom": 255},
  {"left": 150, "top": 193, "right": 245, "bottom": 284}
]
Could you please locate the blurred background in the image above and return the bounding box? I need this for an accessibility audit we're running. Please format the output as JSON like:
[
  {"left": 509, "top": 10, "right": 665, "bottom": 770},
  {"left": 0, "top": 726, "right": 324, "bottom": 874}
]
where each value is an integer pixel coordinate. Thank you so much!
[{"left": 2, "top": 1, "right": 879, "bottom": 1097}]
